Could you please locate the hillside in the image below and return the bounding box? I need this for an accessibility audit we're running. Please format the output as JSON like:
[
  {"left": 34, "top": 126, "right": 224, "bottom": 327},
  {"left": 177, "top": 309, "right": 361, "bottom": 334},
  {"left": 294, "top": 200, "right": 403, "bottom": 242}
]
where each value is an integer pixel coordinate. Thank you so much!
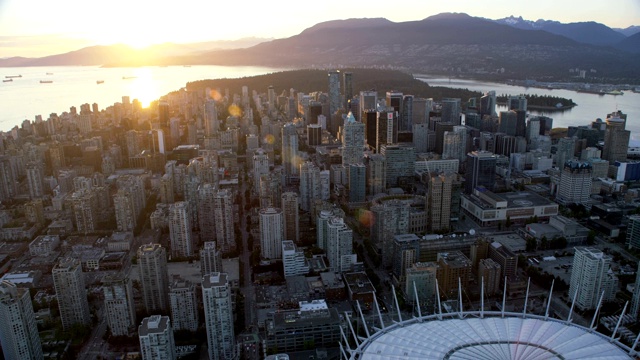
[{"left": 178, "top": 13, "right": 640, "bottom": 82}]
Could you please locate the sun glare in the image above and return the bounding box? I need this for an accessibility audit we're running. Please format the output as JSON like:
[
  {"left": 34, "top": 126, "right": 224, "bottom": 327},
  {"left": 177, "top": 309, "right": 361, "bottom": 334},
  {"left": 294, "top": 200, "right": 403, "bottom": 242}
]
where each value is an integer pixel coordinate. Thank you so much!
[{"left": 128, "top": 68, "right": 157, "bottom": 108}]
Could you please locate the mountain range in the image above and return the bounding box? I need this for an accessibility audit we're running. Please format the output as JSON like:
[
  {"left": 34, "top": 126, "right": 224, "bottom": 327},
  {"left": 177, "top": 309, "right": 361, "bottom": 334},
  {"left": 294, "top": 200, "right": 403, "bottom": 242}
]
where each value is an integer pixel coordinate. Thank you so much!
[{"left": 1, "top": 13, "right": 639, "bottom": 82}]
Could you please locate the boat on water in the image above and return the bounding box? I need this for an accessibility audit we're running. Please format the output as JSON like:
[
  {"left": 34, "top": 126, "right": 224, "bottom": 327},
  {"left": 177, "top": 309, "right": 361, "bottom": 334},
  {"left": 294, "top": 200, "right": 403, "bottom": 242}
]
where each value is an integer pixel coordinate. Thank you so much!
[
  {"left": 39, "top": 80, "right": 53, "bottom": 84},
  {"left": 606, "top": 90, "right": 624, "bottom": 96},
  {"left": 2, "top": 79, "right": 12, "bottom": 83},
  {"left": 96, "top": 80, "right": 104, "bottom": 84},
  {"left": 5, "top": 75, "right": 21, "bottom": 78},
  {"left": 122, "top": 76, "right": 137, "bottom": 80}
]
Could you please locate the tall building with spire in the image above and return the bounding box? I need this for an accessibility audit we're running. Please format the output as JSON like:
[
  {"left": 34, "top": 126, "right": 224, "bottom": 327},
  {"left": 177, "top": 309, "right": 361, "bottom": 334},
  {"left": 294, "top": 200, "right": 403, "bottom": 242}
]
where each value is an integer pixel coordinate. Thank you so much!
[{"left": 0, "top": 280, "right": 43, "bottom": 360}]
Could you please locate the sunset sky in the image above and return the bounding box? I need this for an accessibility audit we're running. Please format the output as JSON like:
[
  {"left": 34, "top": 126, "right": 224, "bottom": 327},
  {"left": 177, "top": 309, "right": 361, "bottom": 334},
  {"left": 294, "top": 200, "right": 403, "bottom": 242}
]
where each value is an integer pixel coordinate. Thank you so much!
[{"left": 1, "top": 0, "right": 638, "bottom": 58}]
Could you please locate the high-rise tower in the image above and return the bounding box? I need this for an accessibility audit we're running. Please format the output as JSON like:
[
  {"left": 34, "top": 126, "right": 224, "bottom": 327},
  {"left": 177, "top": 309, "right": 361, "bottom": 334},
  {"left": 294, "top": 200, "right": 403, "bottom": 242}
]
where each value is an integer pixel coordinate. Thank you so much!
[
  {"left": 169, "top": 201, "right": 193, "bottom": 258},
  {"left": 202, "top": 273, "right": 235, "bottom": 360},
  {"left": 569, "top": 247, "right": 618, "bottom": 311},
  {"left": 139, "top": 315, "right": 176, "bottom": 360},
  {"left": 259, "top": 207, "right": 284, "bottom": 260},
  {"left": 0, "top": 280, "right": 43, "bottom": 360},
  {"left": 138, "top": 243, "right": 169, "bottom": 313},
  {"left": 343, "top": 72, "right": 353, "bottom": 110},
  {"left": 602, "top": 111, "right": 630, "bottom": 163},
  {"left": 52, "top": 258, "right": 91, "bottom": 330},
  {"left": 281, "top": 192, "right": 299, "bottom": 243},
  {"left": 341, "top": 112, "right": 365, "bottom": 166},
  {"left": 102, "top": 271, "right": 136, "bottom": 337},
  {"left": 200, "top": 241, "right": 222, "bottom": 275},
  {"left": 213, "top": 189, "right": 235, "bottom": 254},
  {"left": 282, "top": 122, "right": 299, "bottom": 183},
  {"left": 465, "top": 151, "right": 497, "bottom": 194},
  {"left": 169, "top": 277, "right": 198, "bottom": 332},
  {"left": 328, "top": 71, "right": 341, "bottom": 116}
]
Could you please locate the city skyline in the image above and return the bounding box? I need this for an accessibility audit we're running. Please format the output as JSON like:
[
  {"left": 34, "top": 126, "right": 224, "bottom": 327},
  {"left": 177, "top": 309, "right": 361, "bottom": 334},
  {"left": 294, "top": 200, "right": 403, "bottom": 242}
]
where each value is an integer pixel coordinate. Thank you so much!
[{"left": 1, "top": 0, "right": 638, "bottom": 58}]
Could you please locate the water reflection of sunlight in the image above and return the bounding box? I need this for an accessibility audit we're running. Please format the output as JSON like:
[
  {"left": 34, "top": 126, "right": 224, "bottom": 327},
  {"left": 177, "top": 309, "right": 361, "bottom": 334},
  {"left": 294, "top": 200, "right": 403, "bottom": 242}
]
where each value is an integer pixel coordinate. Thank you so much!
[{"left": 129, "top": 68, "right": 158, "bottom": 108}]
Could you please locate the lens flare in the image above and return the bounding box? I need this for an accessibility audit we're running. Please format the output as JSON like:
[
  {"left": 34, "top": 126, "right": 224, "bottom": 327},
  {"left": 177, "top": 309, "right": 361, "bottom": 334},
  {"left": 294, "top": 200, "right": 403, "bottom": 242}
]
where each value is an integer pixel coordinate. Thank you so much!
[
  {"left": 264, "top": 134, "right": 275, "bottom": 145},
  {"left": 209, "top": 89, "right": 222, "bottom": 101},
  {"left": 357, "top": 209, "right": 374, "bottom": 228},
  {"left": 228, "top": 104, "right": 242, "bottom": 117}
]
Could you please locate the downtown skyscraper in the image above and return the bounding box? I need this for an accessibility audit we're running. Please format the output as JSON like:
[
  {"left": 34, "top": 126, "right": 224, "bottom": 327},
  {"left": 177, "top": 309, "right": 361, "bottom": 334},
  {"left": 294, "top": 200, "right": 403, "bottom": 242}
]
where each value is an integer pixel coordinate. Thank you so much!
[
  {"left": 52, "top": 258, "right": 91, "bottom": 330},
  {"left": 169, "top": 201, "right": 193, "bottom": 258},
  {"left": 138, "top": 243, "right": 169, "bottom": 313},
  {"left": 202, "top": 273, "right": 235, "bottom": 360},
  {"left": 0, "top": 280, "right": 43, "bottom": 360}
]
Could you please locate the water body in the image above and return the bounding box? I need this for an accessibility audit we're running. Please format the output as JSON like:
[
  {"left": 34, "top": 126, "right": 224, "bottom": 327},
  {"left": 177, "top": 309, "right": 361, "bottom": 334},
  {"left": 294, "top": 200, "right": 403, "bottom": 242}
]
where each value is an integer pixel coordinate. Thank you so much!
[
  {"left": 417, "top": 76, "right": 640, "bottom": 143},
  {"left": 0, "top": 65, "right": 282, "bottom": 132}
]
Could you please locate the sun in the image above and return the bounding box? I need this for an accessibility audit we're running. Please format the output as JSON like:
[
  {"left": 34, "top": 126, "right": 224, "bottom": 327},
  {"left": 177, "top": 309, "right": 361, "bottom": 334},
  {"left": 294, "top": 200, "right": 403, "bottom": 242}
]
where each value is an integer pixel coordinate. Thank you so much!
[{"left": 123, "top": 34, "right": 155, "bottom": 49}]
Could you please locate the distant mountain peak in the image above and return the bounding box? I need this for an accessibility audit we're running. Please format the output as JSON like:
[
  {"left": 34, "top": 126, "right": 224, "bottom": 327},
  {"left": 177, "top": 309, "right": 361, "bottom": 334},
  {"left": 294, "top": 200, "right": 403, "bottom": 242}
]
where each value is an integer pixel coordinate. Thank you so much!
[
  {"left": 423, "top": 12, "right": 472, "bottom": 21},
  {"left": 495, "top": 16, "right": 627, "bottom": 46},
  {"left": 301, "top": 17, "right": 394, "bottom": 34}
]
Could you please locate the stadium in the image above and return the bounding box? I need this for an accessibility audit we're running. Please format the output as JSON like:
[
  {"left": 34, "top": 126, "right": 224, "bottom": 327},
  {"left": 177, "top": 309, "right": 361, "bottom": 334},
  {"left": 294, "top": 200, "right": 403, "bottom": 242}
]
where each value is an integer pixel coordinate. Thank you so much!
[{"left": 341, "top": 282, "right": 639, "bottom": 359}]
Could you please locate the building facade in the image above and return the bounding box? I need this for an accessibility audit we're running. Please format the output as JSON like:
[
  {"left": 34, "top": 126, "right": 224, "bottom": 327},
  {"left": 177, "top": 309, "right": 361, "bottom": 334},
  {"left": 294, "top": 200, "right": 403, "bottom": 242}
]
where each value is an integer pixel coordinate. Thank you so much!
[
  {"left": 139, "top": 315, "right": 176, "bottom": 360},
  {"left": 52, "top": 258, "right": 91, "bottom": 330},
  {"left": 202, "top": 273, "right": 235, "bottom": 360},
  {"left": 0, "top": 280, "right": 43, "bottom": 360}
]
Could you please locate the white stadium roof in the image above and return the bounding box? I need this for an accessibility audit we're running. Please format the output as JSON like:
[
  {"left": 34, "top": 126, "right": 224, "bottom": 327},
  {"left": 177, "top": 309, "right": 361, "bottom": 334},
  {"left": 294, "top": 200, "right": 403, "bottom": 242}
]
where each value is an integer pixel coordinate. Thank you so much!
[
  {"left": 356, "top": 315, "right": 631, "bottom": 359},
  {"left": 342, "top": 279, "right": 638, "bottom": 360}
]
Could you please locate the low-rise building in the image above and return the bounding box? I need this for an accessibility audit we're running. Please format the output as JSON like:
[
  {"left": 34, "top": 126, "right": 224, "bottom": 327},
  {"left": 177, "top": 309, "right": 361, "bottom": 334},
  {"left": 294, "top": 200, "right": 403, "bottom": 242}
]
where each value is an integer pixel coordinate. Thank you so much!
[
  {"left": 265, "top": 300, "right": 341, "bottom": 354},
  {"left": 461, "top": 187, "right": 558, "bottom": 227},
  {"left": 29, "top": 235, "right": 60, "bottom": 256}
]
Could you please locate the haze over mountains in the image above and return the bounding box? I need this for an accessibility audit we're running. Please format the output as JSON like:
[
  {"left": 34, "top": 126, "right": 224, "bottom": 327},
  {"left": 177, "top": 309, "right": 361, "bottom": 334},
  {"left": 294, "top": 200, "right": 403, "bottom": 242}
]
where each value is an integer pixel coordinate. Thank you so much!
[{"left": 1, "top": 13, "right": 639, "bottom": 82}]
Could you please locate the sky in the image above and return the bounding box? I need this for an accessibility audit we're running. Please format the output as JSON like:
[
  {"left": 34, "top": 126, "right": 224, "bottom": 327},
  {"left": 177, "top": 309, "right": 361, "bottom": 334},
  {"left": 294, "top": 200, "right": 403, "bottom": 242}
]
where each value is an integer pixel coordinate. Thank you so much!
[{"left": 1, "top": 0, "right": 639, "bottom": 58}]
